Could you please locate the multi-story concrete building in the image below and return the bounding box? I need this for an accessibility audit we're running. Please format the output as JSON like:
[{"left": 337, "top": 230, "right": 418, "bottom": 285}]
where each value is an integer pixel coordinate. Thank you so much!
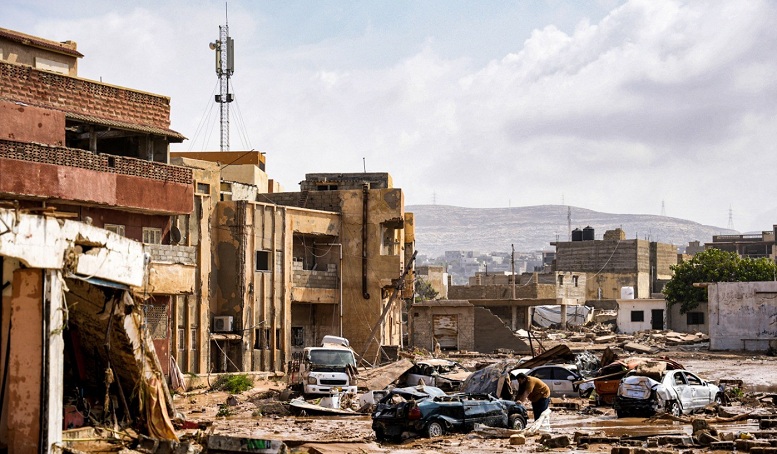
[
  {"left": 1, "top": 27, "right": 190, "bottom": 450},
  {"left": 552, "top": 228, "right": 677, "bottom": 300}
]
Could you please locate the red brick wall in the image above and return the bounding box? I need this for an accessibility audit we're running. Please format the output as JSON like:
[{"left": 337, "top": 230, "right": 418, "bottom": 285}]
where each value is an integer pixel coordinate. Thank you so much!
[{"left": 1, "top": 61, "right": 171, "bottom": 129}]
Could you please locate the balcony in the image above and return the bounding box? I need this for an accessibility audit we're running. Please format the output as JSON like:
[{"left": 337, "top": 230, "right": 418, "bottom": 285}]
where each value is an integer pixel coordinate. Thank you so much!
[
  {"left": 144, "top": 244, "right": 197, "bottom": 295},
  {"left": 0, "top": 139, "right": 193, "bottom": 215},
  {"left": 291, "top": 262, "right": 338, "bottom": 304}
]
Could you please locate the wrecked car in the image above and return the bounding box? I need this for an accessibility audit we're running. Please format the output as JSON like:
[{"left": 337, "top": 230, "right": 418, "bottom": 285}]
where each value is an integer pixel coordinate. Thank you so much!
[
  {"left": 614, "top": 369, "right": 722, "bottom": 417},
  {"left": 402, "top": 359, "right": 470, "bottom": 391},
  {"left": 371, "top": 388, "right": 527, "bottom": 441},
  {"left": 594, "top": 356, "right": 684, "bottom": 406},
  {"left": 511, "top": 365, "right": 594, "bottom": 398}
]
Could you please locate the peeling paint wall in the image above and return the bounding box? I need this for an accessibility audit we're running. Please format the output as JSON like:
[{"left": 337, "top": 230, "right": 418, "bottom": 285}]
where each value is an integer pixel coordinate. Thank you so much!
[
  {"left": 708, "top": 282, "right": 777, "bottom": 351},
  {"left": 7, "top": 268, "right": 43, "bottom": 454}
]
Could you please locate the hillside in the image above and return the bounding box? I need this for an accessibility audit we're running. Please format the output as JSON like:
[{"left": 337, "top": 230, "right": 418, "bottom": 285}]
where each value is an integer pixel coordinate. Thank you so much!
[{"left": 407, "top": 204, "right": 736, "bottom": 257}]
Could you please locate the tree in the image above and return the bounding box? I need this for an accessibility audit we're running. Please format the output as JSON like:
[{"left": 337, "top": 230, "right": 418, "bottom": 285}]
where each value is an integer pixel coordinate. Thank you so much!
[
  {"left": 414, "top": 278, "right": 439, "bottom": 302},
  {"left": 664, "top": 248, "right": 777, "bottom": 313}
]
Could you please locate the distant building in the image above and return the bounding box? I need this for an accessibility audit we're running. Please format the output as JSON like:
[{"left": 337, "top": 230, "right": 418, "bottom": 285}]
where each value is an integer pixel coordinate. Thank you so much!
[
  {"left": 705, "top": 226, "right": 776, "bottom": 259},
  {"left": 416, "top": 265, "right": 448, "bottom": 299}
]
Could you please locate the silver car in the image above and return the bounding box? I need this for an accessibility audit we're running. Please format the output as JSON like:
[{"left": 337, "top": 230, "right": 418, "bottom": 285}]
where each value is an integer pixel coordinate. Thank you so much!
[
  {"left": 511, "top": 365, "right": 594, "bottom": 398},
  {"left": 614, "top": 369, "right": 722, "bottom": 417}
]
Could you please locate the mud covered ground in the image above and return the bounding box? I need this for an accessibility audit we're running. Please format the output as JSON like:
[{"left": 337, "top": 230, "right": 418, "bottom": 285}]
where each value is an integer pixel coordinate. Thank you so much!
[{"left": 174, "top": 349, "right": 777, "bottom": 453}]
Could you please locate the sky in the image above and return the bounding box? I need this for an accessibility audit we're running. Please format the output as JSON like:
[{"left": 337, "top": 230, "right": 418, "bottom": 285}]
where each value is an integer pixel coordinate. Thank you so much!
[{"left": 4, "top": 0, "right": 777, "bottom": 232}]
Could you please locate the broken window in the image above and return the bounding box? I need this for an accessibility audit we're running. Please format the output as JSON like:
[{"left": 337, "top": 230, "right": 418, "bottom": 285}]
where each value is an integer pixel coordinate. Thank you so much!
[
  {"left": 686, "top": 311, "right": 704, "bottom": 325},
  {"left": 255, "top": 250, "right": 270, "bottom": 272},
  {"left": 381, "top": 224, "right": 401, "bottom": 256},
  {"left": 631, "top": 311, "right": 644, "bottom": 322},
  {"left": 104, "top": 223, "right": 126, "bottom": 236},
  {"left": 142, "top": 227, "right": 163, "bottom": 244},
  {"left": 291, "top": 327, "right": 304, "bottom": 347}
]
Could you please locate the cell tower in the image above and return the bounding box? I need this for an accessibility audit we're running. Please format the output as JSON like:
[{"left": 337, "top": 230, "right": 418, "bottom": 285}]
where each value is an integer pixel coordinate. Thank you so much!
[
  {"left": 661, "top": 200, "right": 666, "bottom": 216},
  {"left": 567, "top": 206, "right": 572, "bottom": 241},
  {"left": 210, "top": 10, "right": 235, "bottom": 151},
  {"left": 727, "top": 207, "right": 735, "bottom": 230}
]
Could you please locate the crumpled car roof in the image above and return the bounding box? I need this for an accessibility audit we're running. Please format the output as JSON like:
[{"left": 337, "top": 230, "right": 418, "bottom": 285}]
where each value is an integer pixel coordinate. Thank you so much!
[{"left": 386, "top": 385, "right": 447, "bottom": 400}]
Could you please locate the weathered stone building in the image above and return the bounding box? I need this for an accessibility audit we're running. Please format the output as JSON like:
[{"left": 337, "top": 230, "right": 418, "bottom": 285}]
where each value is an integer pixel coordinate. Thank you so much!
[{"left": 1, "top": 27, "right": 188, "bottom": 451}]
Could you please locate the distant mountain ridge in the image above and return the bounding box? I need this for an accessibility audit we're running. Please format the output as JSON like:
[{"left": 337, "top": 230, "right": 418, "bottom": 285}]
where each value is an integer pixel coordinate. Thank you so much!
[{"left": 407, "top": 204, "right": 737, "bottom": 257}]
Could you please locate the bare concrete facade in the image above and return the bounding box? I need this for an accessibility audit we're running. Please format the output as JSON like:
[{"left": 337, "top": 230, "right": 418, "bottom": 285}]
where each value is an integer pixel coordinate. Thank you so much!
[
  {"left": 553, "top": 236, "right": 677, "bottom": 300},
  {"left": 707, "top": 281, "right": 777, "bottom": 351},
  {"left": 668, "top": 301, "right": 709, "bottom": 334}
]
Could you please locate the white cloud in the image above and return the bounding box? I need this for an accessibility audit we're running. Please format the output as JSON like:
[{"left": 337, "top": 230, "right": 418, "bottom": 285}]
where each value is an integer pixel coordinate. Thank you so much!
[{"left": 3, "top": 0, "right": 777, "bottom": 232}]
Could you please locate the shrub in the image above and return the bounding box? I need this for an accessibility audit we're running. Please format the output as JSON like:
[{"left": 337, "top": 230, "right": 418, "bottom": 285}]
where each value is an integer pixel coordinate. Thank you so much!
[{"left": 212, "top": 374, "right": 254, "bottom": 394}]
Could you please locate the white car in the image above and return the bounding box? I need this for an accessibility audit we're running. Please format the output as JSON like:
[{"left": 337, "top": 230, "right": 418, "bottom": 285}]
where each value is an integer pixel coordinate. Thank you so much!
[
  {"left": 511, "top": 365, "right": 594, "bottom": 398},
  {"left": 614, "top": 369, "right": 722, "bottom": 417}
]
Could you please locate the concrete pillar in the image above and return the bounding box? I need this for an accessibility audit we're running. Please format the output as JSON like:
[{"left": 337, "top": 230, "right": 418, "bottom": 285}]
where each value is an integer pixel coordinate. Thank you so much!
[
  {"left": 511, "top": 304, "right": 517, "bottom": 331},
  {"left": 560, "top": 304, "right": 568, "bottom": 329}
]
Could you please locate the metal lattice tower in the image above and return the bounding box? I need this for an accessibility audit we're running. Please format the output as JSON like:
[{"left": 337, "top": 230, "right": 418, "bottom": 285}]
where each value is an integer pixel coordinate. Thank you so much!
[
  {"left": 211, "top": 18, "right": 234, "bottom": 151},
  {"left": 661, "top": 200, "right": 666, "bottom": 216},
  {"left": 728, "top": 207, "right": 735, "bottom": 230}
]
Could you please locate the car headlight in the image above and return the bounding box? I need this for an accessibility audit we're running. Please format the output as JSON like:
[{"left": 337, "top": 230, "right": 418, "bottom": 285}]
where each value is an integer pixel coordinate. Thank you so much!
[{"left": 307, "top": 377, "right": 318, "bottom": 385}]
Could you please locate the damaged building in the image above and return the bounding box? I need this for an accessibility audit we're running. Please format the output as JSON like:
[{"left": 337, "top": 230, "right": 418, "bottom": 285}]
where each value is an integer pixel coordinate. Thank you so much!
[{"left": 0, "top": 27, "right": 190, "bottom": 451}]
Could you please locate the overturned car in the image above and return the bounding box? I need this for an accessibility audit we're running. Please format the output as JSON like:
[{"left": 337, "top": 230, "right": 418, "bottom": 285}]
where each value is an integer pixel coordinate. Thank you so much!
[
  {"left": 614, "top": 369, "right": 722, "bottom": 418},
  {"left": 371, "top": 386, "right": 527, "bottom": 442}
]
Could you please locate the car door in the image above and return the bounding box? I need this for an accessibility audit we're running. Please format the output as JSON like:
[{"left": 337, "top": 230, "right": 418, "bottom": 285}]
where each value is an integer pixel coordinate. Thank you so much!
[
  {"left": 550, "top": 367, "right": 577, "bottom": 397},
  {"left": 683, "top": 372, "right": 711, "bottom": 408},
  {"left": 668, "top": 371, "right": 693, "bottom": 412}
]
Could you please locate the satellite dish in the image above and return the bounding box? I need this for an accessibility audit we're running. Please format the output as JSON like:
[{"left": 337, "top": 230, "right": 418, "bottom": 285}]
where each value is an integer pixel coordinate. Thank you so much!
[{"left": 170, "top": 226, "right": 182, "bottom": 244}]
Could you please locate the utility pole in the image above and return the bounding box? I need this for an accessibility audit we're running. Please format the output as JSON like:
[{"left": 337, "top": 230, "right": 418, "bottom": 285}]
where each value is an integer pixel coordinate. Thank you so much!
[{"left": 511, "top": 244, "right": 517, "bottom": 331}]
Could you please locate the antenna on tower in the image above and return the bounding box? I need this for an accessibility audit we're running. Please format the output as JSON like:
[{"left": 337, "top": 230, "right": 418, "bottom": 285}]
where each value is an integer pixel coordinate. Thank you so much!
[
  {"left": 727, "top": 207, "right": 735, "bottom": 230},
  {"left": 661, "top": 200, "right": 666, "bottom": 217},
  {"left": 210, "top": 4, "right": 235, "bottom": 151}
]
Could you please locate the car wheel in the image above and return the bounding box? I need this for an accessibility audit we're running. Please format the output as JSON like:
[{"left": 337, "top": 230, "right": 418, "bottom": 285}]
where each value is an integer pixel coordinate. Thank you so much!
[
  {"left": 669, "top": 401, "right": 681, "bottom": 416},
  {"left": 714, "top": 393, "right": 723, "bottom": 405},
  {"left": 509, "top": 414, "right": 526, "bottom": 430},
  {"left": 425, "top": 421, "right": 444, "bottom": 438}
]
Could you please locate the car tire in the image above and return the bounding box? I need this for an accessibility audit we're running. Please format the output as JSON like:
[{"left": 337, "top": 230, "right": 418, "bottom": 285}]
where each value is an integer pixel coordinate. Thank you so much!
[
  {"left": 425, "top": 421, "right": 444, "bottom": 438},
  {"left": 669, "top": 401, "right": 681, "bottom": 417},
  {"left": 714, "top": 393, "right": 723, "bottom": 405},
  {"left": 509, "top": 414, "right": 526, "bottom": 430}
]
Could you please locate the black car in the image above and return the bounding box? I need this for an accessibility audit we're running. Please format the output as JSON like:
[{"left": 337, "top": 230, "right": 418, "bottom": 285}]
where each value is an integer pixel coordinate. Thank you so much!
[{"left": 371, "top": 388, "right": 527, "bottom": 442}]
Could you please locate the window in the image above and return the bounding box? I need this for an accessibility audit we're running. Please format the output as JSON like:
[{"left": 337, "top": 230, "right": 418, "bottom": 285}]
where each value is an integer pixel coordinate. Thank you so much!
[
  {"left": 316, "top": 184, "right": 338, "bottom": 191},
  {"left": 35, "top": 57, "right": 69, "bottom": 75},
  {"left": 104, "top": 224, "right": 126, "bottom": 236},
  {"left": 558, "top": 275, "right": 564, "bottom": 285},
  {"left": 196, "top": 182, "right": 210, "bottom": 194},
  {"left": 687, "top": 312, "right": 705, "bottom": 325},
  {"left": 685, "top": 373, "right": 702, "bottom": 386},
  {"left": 142, "top": 227, "right": 163, "bottom": 244},
  {"left": 572, "top": 276, "right": 579, "bottom": 287},
  {"left": 255, "top": 250, "right": 270, "bottom": 271},
  {"left": 191, "top": 328, "right": 197, "bottom": 350},
  {"left": 291, "top": 327, "right": 304, "bottom": 347},
  {"left": 177, "top": 329, "right": 185, "bottom": 350},
  {"left": 631, "top": 311, "right": 644, "bottom": 322},
  {"left": 381, "top": 225, "right": 400, "bottom": 256}
]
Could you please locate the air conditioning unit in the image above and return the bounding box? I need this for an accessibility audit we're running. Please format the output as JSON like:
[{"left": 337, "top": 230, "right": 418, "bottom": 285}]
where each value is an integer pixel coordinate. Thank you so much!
[{"left": 213, "top": 315, "right": 234, "bottom": 333}]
